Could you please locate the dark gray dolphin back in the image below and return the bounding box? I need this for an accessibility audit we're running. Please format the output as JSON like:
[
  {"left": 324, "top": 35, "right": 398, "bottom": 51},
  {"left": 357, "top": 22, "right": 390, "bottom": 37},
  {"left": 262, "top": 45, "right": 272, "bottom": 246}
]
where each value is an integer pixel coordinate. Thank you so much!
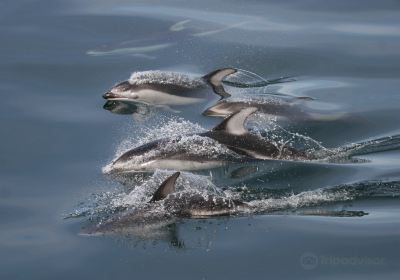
[
  {"left": 202, "top": 68, "right": 237, "bottom": 98},
  {"left": 150, "top": 172, "right": 181, "bottom": 202}
]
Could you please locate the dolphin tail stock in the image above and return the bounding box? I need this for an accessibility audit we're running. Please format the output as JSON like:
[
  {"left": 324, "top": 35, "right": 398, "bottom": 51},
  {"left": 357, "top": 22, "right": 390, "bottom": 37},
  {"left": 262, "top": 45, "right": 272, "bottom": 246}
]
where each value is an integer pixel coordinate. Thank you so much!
[
  {"left": 222, "top": 75, "right": 296, "bottom": 88},
  {"left": 345, "top": 134, "right": 400, "bottom": 158},
  {"left": 264, "top": 76, "right": 296, "bottom": 85},
  {"left": 323, "top": 134, "right": 400, "bottom": 163},
  {"left": 202, "top": 68, "right": 238, "bottom": 98},
  {"left": 150, "top": 172, "right": 181, "bottom": 202},
  {"left": 212, "top": 107, "right": 258, "bottom": 135},
  {"left": 220, "top": 67, "right": 296, "bottom": 89}
]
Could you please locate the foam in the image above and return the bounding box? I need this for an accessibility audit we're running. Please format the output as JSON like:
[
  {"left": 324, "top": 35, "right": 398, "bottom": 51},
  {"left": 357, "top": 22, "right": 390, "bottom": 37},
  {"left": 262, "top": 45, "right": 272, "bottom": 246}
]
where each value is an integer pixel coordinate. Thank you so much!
[
  {"left": 129, "top": 70, "right": 205, "bottom": 89},
  {"left": 115, "top": 117, "right": 206, "bottom": 157},
  {"left": 247, "top": 188, "right": 352, "bottom": 213}
]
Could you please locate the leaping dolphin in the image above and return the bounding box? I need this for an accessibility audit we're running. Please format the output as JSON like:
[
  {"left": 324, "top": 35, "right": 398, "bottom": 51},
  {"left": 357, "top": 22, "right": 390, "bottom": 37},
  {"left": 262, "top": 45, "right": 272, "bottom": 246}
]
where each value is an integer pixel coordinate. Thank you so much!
[
  {"left": 83, "top": 172, "right": 250, "bottom": 235},
  {"left": 102, "top": 68, "right": 237, "bottom": 107},
  {"left": 82, "top": 172, "right": 371, "bottom": 236},
  {"left": 104, "top": 107, "right": 310, "bottom": 174},
  {"left": 85, "top": 172, "right": 251, "bottom": 235}
]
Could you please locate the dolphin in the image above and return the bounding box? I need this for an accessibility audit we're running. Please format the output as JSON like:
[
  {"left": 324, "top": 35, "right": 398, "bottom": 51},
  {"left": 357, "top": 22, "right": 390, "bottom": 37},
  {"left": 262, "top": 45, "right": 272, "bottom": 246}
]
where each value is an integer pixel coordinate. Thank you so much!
[
  {"left": 150, "top": 172, "right": 250, "bottom": 217},
  {"left": 203, "top": 96, "right": 351, "bottom": 122},
  {"left": 83, "top": 172, "right": 250, "bottom": 235},
  {"left": 102, "top": 68, "right": 237, "bottom": 107},
  {"left": 203, "top": 97, "right": 312, "bottom": 119},
  {"left": 104, "top": 107, "right": 310, "bottom": 174}
]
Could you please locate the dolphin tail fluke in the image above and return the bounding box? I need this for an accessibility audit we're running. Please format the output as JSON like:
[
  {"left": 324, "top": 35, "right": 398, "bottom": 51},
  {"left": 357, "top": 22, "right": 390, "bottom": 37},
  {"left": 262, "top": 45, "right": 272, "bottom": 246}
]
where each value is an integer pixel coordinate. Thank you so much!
[
  {"left": 150, "top": 172, "right": 181, "bottom": 202},
  {"left": 203, "top": 68, "right": 237, "bottom": 98},
  {"left": 212, "top": 107, "right": 258, "bottom": 135}
]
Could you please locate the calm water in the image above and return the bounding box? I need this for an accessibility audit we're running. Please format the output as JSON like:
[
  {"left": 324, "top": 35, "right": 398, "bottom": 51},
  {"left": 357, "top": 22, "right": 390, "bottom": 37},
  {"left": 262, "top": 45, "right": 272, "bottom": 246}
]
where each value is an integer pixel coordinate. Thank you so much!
[{"left": 1, "top": 0, "right": 400, "bottom": 279}]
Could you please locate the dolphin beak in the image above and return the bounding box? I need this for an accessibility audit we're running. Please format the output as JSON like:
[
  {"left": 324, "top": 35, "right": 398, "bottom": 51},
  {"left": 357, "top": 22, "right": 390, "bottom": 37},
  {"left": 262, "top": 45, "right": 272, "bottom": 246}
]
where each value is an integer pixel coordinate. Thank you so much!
[
  {"left": 202, "top": 109, "right": 212, "bottom": 116},
  {"left": 202, "top": 108, "right": 220, "bottom": 117},
  {"left": 103, "top": 92, "right": 118, "bottom": 99}
]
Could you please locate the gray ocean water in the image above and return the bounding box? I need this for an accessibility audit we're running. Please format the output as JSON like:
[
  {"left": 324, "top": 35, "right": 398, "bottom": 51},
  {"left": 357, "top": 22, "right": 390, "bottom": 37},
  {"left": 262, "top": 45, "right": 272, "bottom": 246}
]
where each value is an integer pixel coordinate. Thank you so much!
[{"left": 1, "top": 0, "right": 400, "bottom": 279}]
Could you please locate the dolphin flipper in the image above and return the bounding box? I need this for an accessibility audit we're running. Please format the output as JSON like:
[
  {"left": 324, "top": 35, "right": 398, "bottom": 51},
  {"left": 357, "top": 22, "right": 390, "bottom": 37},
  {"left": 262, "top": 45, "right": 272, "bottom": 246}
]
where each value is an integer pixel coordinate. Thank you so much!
[
  {"left": 150, "top": 172, "right": 181, "bottom": 202},
  {"left": 203, "top": 68, "right": 237, "bottom": 98},
  {"left": 212, "top": 107, "right": 258, "bottom": 135}
]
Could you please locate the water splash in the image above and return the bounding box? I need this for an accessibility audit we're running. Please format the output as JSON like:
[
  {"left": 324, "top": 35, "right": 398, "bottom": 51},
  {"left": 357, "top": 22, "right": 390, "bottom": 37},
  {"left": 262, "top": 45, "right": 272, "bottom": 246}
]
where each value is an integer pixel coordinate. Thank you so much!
[
  {"left": 67, "top": 171, "right": 223, "bottom": 219},
  {"left": 129, "top": 70, "right": 205, "bottom": 88},
  {"left": 114, "top": 117, "right": 206, "bottom": 157}
]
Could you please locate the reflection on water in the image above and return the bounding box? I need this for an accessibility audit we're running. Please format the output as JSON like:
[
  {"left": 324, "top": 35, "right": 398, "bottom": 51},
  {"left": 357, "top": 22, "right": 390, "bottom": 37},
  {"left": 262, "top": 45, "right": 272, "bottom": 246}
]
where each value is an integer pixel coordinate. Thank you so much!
[{"left": 103, "top": 100, "right": 140, "bottom": 115}]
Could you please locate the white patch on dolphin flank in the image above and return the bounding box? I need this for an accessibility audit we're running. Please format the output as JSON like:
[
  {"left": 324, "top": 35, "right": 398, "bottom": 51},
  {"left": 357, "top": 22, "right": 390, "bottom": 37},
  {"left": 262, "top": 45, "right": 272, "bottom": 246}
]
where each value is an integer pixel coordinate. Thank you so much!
[
  {"left": 135, "top": 89, "right": 203, "bottom": 105},
  {"left": 139, "top": 159, "right": 225, "bottom": 171}
]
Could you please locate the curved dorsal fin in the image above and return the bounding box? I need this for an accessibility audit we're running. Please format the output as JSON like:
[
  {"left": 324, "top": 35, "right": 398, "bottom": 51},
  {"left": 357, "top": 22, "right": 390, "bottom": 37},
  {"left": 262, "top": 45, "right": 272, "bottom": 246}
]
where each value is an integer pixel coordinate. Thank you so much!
[
  {"left": 150, "top": 172, "right": 180, "bottom": 202},
  {"left": 212, "top": 107, "right": 258, "bottom": 135},
  {"left": 203, "top": 68, "right": 237, "bottom": 98}
]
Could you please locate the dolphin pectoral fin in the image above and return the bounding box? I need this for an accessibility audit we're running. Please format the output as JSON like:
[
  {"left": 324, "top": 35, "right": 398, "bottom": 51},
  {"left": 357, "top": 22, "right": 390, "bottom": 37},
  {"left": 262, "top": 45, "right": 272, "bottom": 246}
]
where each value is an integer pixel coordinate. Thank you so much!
[
  {"left": 212, "top": 107, "right": 258, "bottom": 135},
  {"left": 203, "top": 68, "right": 237, "bottom": 98},
  {"left": 150, "top": 172, "right": 181, "bottom": 202}
]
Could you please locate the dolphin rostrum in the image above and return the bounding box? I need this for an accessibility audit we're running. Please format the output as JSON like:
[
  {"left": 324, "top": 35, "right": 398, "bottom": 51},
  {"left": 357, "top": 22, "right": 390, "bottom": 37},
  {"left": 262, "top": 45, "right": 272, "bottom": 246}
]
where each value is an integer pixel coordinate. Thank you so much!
[
  {"left": 104, "top": 107, "right": 310, "bottom": 174},
  {"left": 103, "top": 68, "right": 237, "bottom": 107}
]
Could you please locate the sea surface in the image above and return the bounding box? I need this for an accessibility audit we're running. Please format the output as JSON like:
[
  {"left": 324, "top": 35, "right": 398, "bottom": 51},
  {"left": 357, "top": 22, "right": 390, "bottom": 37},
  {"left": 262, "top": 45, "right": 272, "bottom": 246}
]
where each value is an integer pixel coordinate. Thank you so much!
[{"left": 1, "top": 0, "right": 400, "bottom": 279}]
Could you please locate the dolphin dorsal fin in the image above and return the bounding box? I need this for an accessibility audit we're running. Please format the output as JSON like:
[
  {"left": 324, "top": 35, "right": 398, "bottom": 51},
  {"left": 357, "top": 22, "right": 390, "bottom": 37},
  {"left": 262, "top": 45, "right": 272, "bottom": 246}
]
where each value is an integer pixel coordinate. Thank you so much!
[
  {"left": 212, "top": 107, "right": 258, "bottom": 135},
  {"left": 150, "top": 172, "right": 180, "bottom": 202},
  {"left": 203, "top": 68, "right": 237, "bottom": 98}
]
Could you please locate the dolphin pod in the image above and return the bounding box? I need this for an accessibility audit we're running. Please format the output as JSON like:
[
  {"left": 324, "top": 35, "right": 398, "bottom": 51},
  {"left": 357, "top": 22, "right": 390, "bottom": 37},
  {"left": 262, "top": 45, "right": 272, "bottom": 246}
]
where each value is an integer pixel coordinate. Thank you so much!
[{"left": 91, "top": 67, "right": 327, "bottom": 234}]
